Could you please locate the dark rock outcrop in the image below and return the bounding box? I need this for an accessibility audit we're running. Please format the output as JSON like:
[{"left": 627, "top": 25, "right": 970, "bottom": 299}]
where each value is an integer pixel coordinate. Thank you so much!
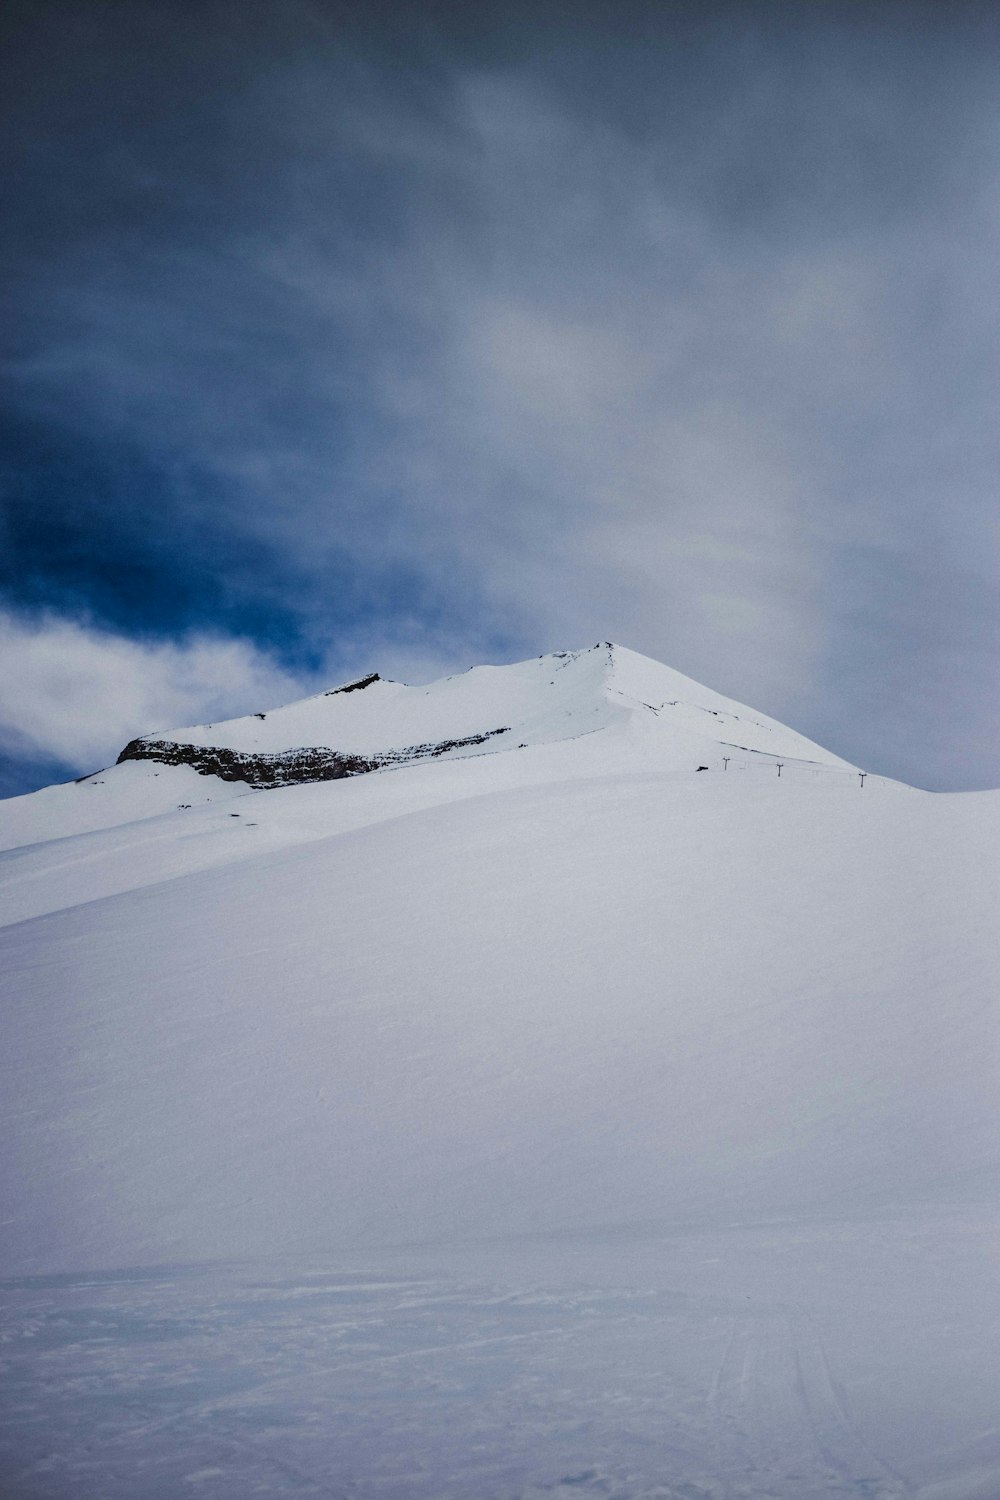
[
  {"left": 116, "top": 727, "right": 510, "bottom": 790},
  {"left": 324, "top": 673, "right": 381, "bottom": 695},
  {"left": 116, "top": 740, "right": 378, "bottom": 788}
]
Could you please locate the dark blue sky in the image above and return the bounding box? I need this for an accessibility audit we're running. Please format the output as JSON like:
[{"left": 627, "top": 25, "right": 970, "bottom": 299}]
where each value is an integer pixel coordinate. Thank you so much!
[{"left": 3, "top": 0, "right": 1000, "bottom": 792}]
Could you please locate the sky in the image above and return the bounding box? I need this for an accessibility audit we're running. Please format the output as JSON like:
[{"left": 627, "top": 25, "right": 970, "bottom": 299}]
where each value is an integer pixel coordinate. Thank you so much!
[{"left": 2, "top": 0, "right": 1000, "bottom": 795}]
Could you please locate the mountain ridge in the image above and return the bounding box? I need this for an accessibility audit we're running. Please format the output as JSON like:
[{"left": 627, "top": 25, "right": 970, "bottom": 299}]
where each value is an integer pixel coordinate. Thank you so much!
[
  {"left": 115, "top": 640, "right": 855, "bottom": 772},
  {"left": 0, "top": 642, "right": 863, "bottom": 867}
]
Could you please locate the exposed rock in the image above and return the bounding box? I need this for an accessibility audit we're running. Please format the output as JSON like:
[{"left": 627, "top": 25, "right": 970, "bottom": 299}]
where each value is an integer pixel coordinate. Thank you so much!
[
  {"left": 116, "top": 727, "right": 510, "bottom": 790},
  {"left": 376, "top": 729, "right": 509, "bottom": 765},
  {"left": 324, "top": 673, "right": 381, "bottom": 695},
  {"left": 116, "top": 739, "right": 377, "bottom": 788}
]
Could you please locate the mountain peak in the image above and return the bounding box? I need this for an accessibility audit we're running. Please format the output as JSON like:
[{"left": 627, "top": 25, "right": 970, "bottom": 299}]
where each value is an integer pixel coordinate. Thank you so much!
[
  {"left": 112, "top": 642, "right": 853, "bottom": 790},
  {"left": 0, "top": 643, "right": 860, "bottom": 858}
]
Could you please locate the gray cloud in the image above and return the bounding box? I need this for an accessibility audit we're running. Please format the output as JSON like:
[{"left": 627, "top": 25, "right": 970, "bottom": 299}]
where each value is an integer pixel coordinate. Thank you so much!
[{"left": 3, "top": 2, "right": 1000, "bottom": 788}]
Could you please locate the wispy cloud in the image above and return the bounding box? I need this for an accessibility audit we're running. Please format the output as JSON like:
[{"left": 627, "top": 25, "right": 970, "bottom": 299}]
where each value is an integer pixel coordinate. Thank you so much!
[
  {"left": 0, "top": 606, "right": 506, "bottom": 781},
  {"left": 0, "top": 612, "right": 304, "bottom": 771},
  {"left": 3, "top": 3, "right": 1000, "bottom": 788}
]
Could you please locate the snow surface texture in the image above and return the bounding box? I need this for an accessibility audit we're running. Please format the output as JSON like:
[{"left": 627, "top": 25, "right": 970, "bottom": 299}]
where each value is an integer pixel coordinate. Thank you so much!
[{"left": 1, "top": 643, "right": 998, "bottom": 1498}]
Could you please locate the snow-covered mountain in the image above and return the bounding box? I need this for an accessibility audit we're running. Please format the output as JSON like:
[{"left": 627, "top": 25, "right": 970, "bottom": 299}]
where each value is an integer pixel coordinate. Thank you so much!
[
  {"left": 0, "top": 642, "right": 864, "bottom": 923},
  {"left": 2, "top": 643, "right": 999, "bottom": 1498},
  {"left": 113, "top": 640, "right": 855, "bottom": 776},
  {"left": 0, "top": 642, "right": 854, "bottom": 854}
]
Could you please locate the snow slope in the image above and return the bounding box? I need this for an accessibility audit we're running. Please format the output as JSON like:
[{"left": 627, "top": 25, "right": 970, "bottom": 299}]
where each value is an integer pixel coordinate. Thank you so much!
[{"left": 2, "top": 643, "right": 999, "bottom": 1498}]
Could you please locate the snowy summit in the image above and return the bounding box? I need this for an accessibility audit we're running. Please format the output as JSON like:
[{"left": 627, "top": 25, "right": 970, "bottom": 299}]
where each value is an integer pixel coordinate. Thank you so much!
[
  {"left": 0, "top": 643, "right": 854, "bottom": 855},
  {"left": 113, "top": 641, "right": 854, "bottom": 785}
]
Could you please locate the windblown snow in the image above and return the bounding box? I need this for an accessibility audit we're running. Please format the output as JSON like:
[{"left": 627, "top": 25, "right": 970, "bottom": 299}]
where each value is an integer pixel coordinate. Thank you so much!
[{"left": 1, "top": 642, "right": 998, "bottom": 1500}]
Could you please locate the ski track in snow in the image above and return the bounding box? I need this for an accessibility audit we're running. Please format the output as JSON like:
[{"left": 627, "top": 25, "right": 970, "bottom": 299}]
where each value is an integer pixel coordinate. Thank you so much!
[
  {"left": 4, "top": 1216, "right": 1000, "bottom": 1499},
  {"left": 707, "top": 1312, "right": 911, "bottom": 1498}
]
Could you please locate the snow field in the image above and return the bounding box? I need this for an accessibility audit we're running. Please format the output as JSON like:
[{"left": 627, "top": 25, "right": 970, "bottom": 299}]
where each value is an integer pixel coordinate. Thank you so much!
[
  {"left": 3, "top": 1214, "right": 999, "bottom": 1498},
  {"left": 3, "top": 768, "right": 997, "bottom": 1274}
]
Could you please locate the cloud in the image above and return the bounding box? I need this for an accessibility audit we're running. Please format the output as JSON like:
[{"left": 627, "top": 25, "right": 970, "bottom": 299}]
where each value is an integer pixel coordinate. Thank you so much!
[
  {"left": 0, "top": 611, "right": 309, "bottom": 772},
  {"left": 0, "top": 606, "right": 514, "bottom": 780},
  {"left": 2, "top": 5, "right": 1000, "bottom": 787}
]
